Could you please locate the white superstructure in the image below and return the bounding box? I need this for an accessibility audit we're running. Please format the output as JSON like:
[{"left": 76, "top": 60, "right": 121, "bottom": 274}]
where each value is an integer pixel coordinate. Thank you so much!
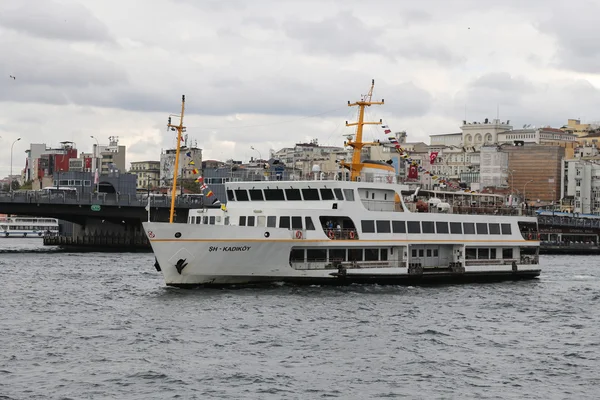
[{"left": 0, "top": 216, "right": 59, "bottom": 238}]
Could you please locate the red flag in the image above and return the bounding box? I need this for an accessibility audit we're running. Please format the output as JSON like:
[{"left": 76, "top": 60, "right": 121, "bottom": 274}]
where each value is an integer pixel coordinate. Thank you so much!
[
  {"left": 430, "top": 152, "right": 439, "bottom": 165},
  {"left": 408, "top": 164, "right": 418, "bottom": 179}
]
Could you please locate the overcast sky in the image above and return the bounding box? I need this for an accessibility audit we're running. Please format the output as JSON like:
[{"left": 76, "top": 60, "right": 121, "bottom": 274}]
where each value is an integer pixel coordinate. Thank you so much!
[{"left": 1, "top": 0, "right": 599, "bottom": 177}]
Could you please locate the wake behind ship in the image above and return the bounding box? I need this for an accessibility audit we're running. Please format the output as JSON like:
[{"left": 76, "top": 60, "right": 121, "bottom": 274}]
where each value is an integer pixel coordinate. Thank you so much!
[{"left": 143, "top": 83, "right": 541, "bottom": 287}]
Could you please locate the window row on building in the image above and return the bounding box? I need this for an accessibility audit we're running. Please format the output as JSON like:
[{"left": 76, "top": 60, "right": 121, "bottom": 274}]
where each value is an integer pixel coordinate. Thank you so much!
[
  {"left": 53, "top": 179, "right": 92, "bottom": 187},
  {"left": 227, "top": 187, "right": 355, "bottom": 202},
  {"left": 360, "top": 220, "right": 512, "bottom": 235}
]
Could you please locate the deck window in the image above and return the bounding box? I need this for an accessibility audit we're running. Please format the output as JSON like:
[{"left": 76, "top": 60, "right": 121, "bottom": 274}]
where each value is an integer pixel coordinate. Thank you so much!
[
  {"left": 249, "top": 189, "right": 264, "bottom": 201},
  {"left": 380, "top": 249, "right": 388, "bottom": 261},
  {"left": 247, "top": 216, "right": 255, "bottom": 226},
  {"left": 320, "top": 188, "right": 335, "bottom": 200},
  {"left": 348, "top": 248, "right": 363, "bottom": 261},
  {"left": 307, "top": 249, "right": 327, "bottom": 261},
  {"left": 343, "top": 189, "right": 355, "bottom": 201},
  {"left": 227, "top": 190, "right": 235, "bottom": 201},
  {"left": 203, "top": 216, "right": 208, "bottom": 224},
  {"left": 436, "top": 222, "right": 449, "bottom": 234},
  {"left": 502, "top": 248, "right": 513, "bottom": 258},
  {"left": 239, "top": 216, "right": 246, "bottom": 226},
  {"left": 489, "top": 223, "right": 501, "bottom": 235},
  {"left": 365, "top": 248, "right": 379, "bottom": 261},
  {"left": 257, "top": 216, "right": 265, "bottom": 227},
  {"left": 376, "top": 220, "right": 391, "bottom": 233},
  {"left": 279, "top": 216, "right": 290, "bottom": 229},
  {"left": 463, "top": 223, "right": 475, "bottom": 234},
  {"left": 305, "top": 217, "right": 315, "bottom": 230},
  {"left": 285, "top": 188, "right": 302, "bottom": 201},
  {"left": 407, "top": 221, "right": 421, "bottom": 233},
  {"left": 267, "top": 216, "right": 276, "bottom": 228},
  {"left": 234, "top": 189, "right": 249, "bottom": 201},
  {"left": 290, "top": 249, "right": 305, "bottom": 262},
  {"left": 465, "top": 248, "right": 477, "bottom": 259},
  {"left": 490, "top": 248, "right": 497, "bottom": 259},
  {"left": 450, "top": 222, "right": 462, "bottom": 234},
  {"left": 195, "top": 217, "right": 201, "bottom": 224},
  {"left": 501, "top": 224, "right": 512, "bottom": 235},
  {"left": 301, "top": 188, "right": 320, "bottom": 200},
  {"left": 422, "top": 221, "right": 435, "bottom": 234},
  {"left": 334, "top": 188, "right": 344, "bottom": 200},
  {"left": 478, "top": 248, "right": 490, "bottom": 259},
  {"left": 329, "top": 248, "right": 346, "bottom": 262},
  {"left": 476, "top": 223, "right": 488, "bottom": 235},
  {"left": 361, "top": 220, "right": 375, "bottom": 233},
  {"left": 392, "top": 220, "right": 406, "bottom": 233},
  {"left": 291, "top": 216, "right": 303, "bottom": 230},
  {"left": 264, "top": 189, "right": 285, "bottom": 201},
  {"left": 209, "top": 216, "right": 215, "bottom": 225}
]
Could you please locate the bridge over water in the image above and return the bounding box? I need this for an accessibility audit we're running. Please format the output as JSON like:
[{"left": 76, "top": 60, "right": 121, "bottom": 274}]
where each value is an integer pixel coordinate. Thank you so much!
[{"left": 0, "top": 190, "right": 206, "bottom": 249}]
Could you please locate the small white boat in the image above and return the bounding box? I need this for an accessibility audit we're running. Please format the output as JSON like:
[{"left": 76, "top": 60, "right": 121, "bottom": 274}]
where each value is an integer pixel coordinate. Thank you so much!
[
  {"left": 0, "top": 215, "right": 59, "bottom": 238},
  {"left": 143, "top": 83, "right": 541, "bottom": 287}
]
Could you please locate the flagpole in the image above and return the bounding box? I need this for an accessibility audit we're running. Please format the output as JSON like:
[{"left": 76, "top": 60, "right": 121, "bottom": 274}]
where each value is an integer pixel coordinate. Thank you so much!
[{"left": 168, "top": 95, "right": 186, "bottom": 223}]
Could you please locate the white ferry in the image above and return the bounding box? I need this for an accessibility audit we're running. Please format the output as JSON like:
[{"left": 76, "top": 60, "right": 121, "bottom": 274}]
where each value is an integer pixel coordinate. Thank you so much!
[
  {"left": 0, "top": 215, "right": 59, "bottom": 238},
  {"left": 143, "top": 84, "right": 540, "bottom": 287}
]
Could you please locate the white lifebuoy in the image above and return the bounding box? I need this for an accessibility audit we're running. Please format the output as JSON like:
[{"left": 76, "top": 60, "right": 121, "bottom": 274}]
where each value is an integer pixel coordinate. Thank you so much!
[
  {"left": 386, "top": 176, "right": 393, "bottom": 183},
  {"left": 295, "top": 230, "right": 303, "bottom": 239}
]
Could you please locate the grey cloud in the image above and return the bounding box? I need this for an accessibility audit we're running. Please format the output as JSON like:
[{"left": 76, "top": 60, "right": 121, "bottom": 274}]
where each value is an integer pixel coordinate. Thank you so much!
[
  {"left": 470, "top": 73, "right": 535, "bottom": 93},
  {"left": 283, "top": 11, "right": 386, "bottom": 56},
  {"left": 395, "top": 42, "right": 463, "bottom": 64},
  {"left": 536, "top": 3, "right": 600, "bottom": 73},
  {"left": 0, "top": 0, "right": 113, "bottom": 43}
]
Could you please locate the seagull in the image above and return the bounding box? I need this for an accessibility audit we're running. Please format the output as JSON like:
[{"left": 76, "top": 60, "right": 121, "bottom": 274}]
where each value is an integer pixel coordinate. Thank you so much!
[{"left": 9, "top": 75, "right": 16, "bottom": 80}]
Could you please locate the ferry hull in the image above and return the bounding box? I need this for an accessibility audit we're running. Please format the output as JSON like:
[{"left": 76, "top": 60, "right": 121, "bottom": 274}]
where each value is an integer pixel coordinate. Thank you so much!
[{"left": 144, "top": 222, "right": 540, "bottom": 287}]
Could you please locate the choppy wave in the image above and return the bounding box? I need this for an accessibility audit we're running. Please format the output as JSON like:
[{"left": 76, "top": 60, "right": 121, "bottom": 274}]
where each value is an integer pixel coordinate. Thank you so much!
[{"left": 1, "top": 251, "right": 599, "bottom": 399}]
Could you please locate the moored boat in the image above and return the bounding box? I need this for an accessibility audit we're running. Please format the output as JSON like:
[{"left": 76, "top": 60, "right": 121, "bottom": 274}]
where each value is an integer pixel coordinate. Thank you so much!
[
  {"left": 0, "top": 215, "right": 59, "bottom": 238},
  {"left": 143, "top": 83, "right": 540, "bottom": 287}
]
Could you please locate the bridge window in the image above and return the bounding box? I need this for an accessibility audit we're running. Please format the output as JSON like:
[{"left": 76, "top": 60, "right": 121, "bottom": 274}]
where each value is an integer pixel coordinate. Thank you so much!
[
  {"left": 247, "top": 216, "right": 255, "bottom": 226},
  {"left": 463, "top": 223, "right": 475, "bottom": 234},
  {"left": 264, "top": 189, "right": 285, "bottom": 201},
  {"left": 249, "top": 189, "right": 264, "bottom": 201},
  {"left": 227, "top": 190, "right": 235, "bottom": 201},
  {"left": 407, "top": 221, "right": 420, "bottom": 233},
  {"left": 489, "top": 223, "right": 500, "bottom": 234},
  {"left": 234, "top": 189, "right": 249, "bottom": 201},
  {"left": 279, "top": 216, "right": 290, "bottom": 229},
  {"left": 285, "top": 188, "right": 302, "bottom": 201},
  {"left": 436, "top": 222, "right": 449, "bottom": 234},
  {"left": 291, "top": 216, "right": 302, "bottom": 230},
  {"left": 392, "top": 220, "right": 406, "bottom": 233},
  {"left": 239, "top": 216, "right": 246, "bottom": 226},
  {"left": 334, "top": 188, "right": 344, "bottom": 200},
  {"left": 305, "top": 217, "right": 315, "bottom": 230},
  {"left": 302, "top": 188, "right": 320, "bottom": 200},
  {"left": 450, "top": 222, "right": 462, "bottom": 234},
  {"left": 361, "top": 220, "right": 375, "bottom": 233},
  {"left": 267, "top": 216, "right": 276, "bottom": 227},
  {"left": 343, "top": 189, "right": 355, "bottom": 201},
  {"left": 501, "top": 223, "right": 512, "bottom": 235},
  {"left": 376, "top": 220, "right": 391, "bottom": 233},
  {"left": 422, "top": 221, "right": 435, "bottom": 234},
  {"left": 320, "top": 188, "right": 335, "bottom": 200},
  {"left": 476, "top": 223, "right": 488, "bottom": 234}
]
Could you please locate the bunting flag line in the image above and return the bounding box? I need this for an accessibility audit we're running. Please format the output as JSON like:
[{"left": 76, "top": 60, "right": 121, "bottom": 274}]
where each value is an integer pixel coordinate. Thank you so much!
[
  {"left": 212, "top": 197, "right": 220, "bottom": 205},
  {"left": 388, "top": 137, "right": 399, "bottom": 144},
  {"left": 381, "top": 124, "right": 392, "bottom": 134},
  {"left": 195, "top": 176, "right": 204, "bottom": 183},
  {"left": 192, "top": 168, "right": 199, "bottom": 175},
  {"left": 185, "top": 151, "right": 192, "bottom": 157},
  {"left": 188, "top": 160, "right": 195, "bottom": 165},
  {"left": 200, "top": 183, "right": 208, "bottom": 190},
  {"left": 206, "top": 190, "right": 214, "bottom": 197},
  {"left": 382, "top": 137, "right": 478, "bottom": 193}
]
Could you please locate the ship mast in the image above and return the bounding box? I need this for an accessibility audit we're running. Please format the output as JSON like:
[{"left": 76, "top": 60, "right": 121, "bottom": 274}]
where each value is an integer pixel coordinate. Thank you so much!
[
  {"left": 342, "top": 79, "right": 384, "bottom": 181},
  {"left": 167, "top": 95, "right": 186, "bottom": 223}
]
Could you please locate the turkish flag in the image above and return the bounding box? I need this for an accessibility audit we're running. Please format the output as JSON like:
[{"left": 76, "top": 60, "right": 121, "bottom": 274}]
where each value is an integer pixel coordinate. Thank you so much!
[
  {"left": 408, "top": 164, "right": 418, "bottom": 179},
  {"left": 430, "top": 152, "right": 439, "bottom": 164},
  {"left": 85, "top": 157, "right": 92, "bottom": 169}
]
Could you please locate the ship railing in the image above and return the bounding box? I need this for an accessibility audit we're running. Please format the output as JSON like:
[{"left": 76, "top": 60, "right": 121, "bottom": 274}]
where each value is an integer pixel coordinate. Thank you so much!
[{"left": 321, "top": 228, "right": 359, "bottom": 240}]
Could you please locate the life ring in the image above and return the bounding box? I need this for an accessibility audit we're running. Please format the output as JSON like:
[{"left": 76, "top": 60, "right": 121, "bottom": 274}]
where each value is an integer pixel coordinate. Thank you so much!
[
  {"left": 295, "top": 230, "right": 303, "bottom": 239},
  {"left": 328, "top": 230, "right": 334, "bottom": 239},
  {"left": 528, "top": 233, "right": 532, "bottom": 240},
  {"left": 386, "top": 176, "right": 393, "bottom": 183},
  {"left": 349, "top": 231, "right": 355, "bottom": 239}
]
